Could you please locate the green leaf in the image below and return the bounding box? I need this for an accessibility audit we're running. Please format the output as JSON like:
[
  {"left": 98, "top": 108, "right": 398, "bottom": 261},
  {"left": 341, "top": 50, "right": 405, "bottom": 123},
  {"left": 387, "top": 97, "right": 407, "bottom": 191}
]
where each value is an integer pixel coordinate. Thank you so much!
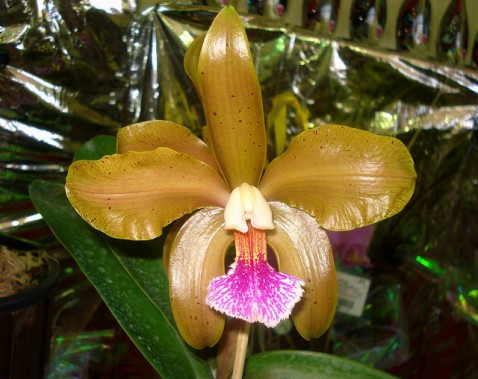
[
  {"left": 29, "top": 180, "right": 212, "bottom": 379},
  {"left": 244, "top": 351, "right": 397, "bottom": 379},
  {"left": 73, "top": 135, "right": 116, "bottom": 161},
  {"left": 105, "top": 237, "right": 176, "bottom": 326}
]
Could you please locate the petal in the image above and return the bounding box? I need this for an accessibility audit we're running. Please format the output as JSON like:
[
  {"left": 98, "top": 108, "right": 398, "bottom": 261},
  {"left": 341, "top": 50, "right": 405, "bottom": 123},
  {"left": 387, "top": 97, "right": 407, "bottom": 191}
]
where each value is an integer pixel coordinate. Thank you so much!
[
  {"left": 163, "top": 215, "right": 190, "bottom": 273},
  {"left": 117, "top": 120, "right": 221, "bottom": 174},
  {"left": 168, "top": 207, "right": 233, "bottom": 348},
  {"left": 65, "top": 148, "right": 230, "bottom": 240},
  {"left": 260, "top": 125, "right": 416, "bottom": 231},
  {"left": 267, "top": 202, "right": 338, "bottom": 339},
  {"left": 197, "top": 6, "right": 266, "bottom": 189},
  {"left": 184, "top": 32, "right": 206, "bottom": 99}
]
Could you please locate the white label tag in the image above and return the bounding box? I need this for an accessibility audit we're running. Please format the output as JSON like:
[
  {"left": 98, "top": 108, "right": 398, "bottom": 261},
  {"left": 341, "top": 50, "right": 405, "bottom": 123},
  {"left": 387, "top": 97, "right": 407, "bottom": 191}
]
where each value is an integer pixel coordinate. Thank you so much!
[{"left": 336, "top": 271, "right": 371, "bottom": 317}]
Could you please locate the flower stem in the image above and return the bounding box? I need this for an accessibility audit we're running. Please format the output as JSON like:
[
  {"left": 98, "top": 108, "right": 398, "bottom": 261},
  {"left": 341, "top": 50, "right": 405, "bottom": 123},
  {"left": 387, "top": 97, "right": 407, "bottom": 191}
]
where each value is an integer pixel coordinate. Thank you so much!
[{"left": 232, "top": 321, "right": 250, "bottom": 379}]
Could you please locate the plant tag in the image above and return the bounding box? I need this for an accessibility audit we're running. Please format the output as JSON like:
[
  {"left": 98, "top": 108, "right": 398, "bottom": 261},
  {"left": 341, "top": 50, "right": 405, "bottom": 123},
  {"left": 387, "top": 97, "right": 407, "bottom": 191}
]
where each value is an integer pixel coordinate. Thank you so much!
[{"left": 336, "top": 271, "right": 371, "bottom": 317}]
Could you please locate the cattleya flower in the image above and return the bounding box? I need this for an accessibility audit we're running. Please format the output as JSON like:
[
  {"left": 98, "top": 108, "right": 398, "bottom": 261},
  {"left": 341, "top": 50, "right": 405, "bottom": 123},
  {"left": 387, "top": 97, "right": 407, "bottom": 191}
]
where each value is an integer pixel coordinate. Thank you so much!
[
  {"left": 326, "top": 225, "right": 375, "bottom": 269},
  {"left": 65, "top": 7, "right": 416, "bottom": 349}
]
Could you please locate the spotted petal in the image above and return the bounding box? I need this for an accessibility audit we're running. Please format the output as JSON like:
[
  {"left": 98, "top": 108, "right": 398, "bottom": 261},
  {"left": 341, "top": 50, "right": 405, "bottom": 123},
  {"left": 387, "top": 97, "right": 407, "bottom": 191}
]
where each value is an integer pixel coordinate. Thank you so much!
[
  {"left": 65, "top": 148, "right": 229, "bottom": 240},
  {"left": 196, "top": 6, "right": 266, "bottom": 189},
  {"left": 267, "top": 202, "right": 337, "bottom": 339},
  {"left": 117, "top": 120, "right": 221, "bottom": 174},
  {"left": 260, "top": 125, "right": 416, "bottom": 231},
  {"left": 168, "top": 207, "right": 233, "bottom": 349}
]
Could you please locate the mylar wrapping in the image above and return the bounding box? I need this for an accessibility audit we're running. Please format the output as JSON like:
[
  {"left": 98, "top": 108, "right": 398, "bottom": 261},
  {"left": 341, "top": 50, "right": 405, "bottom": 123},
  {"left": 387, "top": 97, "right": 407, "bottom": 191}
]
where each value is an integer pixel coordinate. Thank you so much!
[{"left": 1, "top": 1, "right": 477, "bottom": 377}]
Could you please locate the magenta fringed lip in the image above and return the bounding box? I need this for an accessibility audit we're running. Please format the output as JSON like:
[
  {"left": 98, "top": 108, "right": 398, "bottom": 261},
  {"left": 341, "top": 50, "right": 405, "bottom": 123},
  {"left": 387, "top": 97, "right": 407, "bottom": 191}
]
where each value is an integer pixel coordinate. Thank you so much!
[{"left": 206, "top": 223, "right": 304, "bottom": 327}]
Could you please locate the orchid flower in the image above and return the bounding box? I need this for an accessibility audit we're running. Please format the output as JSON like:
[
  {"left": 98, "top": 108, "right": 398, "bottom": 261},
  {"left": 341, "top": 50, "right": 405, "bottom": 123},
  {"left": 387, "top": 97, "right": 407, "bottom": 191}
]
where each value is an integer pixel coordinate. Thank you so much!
[
  {"left": 64, "top": 7, "right": 416, "bottom": 349},
  {"left": 326, "top": 225, "right": 375, "bottom": 269}
]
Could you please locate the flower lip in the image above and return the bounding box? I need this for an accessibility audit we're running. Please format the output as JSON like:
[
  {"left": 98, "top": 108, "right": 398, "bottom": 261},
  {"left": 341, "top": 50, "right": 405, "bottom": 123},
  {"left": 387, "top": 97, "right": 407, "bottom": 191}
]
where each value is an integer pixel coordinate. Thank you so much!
[
  {"left": 206, "top": 221, "right": 304, "bottom": 327},
  {"left": 224, "top": 183, "right": 274, "bottom": 233}
]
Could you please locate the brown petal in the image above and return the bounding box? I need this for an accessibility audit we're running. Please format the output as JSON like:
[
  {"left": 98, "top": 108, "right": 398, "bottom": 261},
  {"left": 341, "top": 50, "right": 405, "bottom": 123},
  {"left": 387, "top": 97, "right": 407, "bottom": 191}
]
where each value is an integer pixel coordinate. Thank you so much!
[
  {"left": 65, "top": 148, "right": 229, "bottom": 240},
  {"left": 184, "top": 32, "right": 206, "bottom": 100},
  {"left": 197, "top": 6, "right": 266, "bottom": 188},
  {"left": 168, "top": 207, "right": 234, "bottom": 348},
  {"left": 117, "top": 120, "right": 221, "bottom": 174},
  {"left": 260, "top": 125, "right": 416, "bottom": 231},
  {"left": 267, "top": 202, "right": 337, "bottom": 339}
]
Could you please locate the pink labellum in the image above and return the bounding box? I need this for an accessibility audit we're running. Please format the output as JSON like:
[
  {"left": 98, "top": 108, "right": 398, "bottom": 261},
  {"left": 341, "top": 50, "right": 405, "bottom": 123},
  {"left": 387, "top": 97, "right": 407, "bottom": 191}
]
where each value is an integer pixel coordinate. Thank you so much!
[{"left": 206, "top": 223, "right": 304, "bottom": 327}]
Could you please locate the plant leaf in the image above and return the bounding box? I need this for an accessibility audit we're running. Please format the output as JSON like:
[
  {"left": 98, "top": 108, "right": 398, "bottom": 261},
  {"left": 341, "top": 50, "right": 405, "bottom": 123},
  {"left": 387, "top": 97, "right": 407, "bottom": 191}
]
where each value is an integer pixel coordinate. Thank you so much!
[
  {"left": 73, "top": 135, "right": 116, "bottom": 161},
  {"left": 29, "top": 180, "right": 212, "bottom": 379},
  {"left": 244, "top": 351, "right": 397, "bottom": 379},
  {"left": 104, "top": 237, "right": 175, "bottom": 326}
]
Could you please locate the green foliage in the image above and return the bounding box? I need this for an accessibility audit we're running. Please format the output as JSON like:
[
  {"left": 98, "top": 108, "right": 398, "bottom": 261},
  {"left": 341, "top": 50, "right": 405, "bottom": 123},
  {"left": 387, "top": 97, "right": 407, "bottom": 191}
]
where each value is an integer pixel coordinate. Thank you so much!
[
  {"left": 245, "top": 351, "right": 397, "bottom": 379},
  {"left": 73, "top": 135, "right": 116, "bottom": 161}
]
